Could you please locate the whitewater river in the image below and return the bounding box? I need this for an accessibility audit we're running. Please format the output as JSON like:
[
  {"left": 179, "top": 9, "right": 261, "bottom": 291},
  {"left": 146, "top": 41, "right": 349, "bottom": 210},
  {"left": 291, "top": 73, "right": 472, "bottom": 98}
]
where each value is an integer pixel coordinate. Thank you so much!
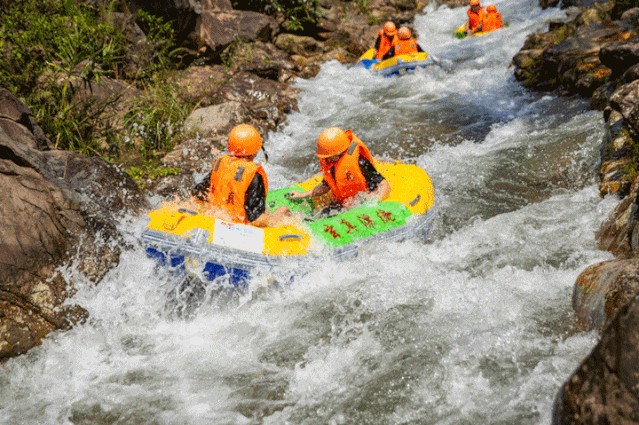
[{"left": 0, "top": 1, "right": 617, "bottom": 424}]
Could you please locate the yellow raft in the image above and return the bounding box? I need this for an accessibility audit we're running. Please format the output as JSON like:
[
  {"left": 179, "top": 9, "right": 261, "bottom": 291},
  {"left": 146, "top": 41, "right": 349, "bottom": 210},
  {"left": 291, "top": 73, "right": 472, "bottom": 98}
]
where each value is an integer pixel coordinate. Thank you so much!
[
  {"left": 356, "top": 48, "right": 436, "bottom": 77},
  {"left": 454, "top": 24, "right": 504, "bottom": 39},
  {"left": 142, "top": 161, "right": 436, "bottom": 286}
]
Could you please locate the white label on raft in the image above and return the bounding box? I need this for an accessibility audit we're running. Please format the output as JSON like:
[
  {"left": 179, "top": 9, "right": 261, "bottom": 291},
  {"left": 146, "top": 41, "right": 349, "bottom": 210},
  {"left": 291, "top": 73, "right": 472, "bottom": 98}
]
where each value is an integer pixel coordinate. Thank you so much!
[{"left": 212, "top": 219, "right": 265, "bottom": 253}]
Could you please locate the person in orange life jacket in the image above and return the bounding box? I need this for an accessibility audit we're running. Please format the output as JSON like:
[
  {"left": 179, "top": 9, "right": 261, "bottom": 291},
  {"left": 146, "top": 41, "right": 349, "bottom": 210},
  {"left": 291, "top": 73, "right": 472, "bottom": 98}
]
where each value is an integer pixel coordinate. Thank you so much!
[
  {"left": 382, "top": 27, "right": 424, "bottom": 60},
  {"left": 466, "top": 0, "right": 485, "bottom": 35},
  {"left": 482, "top": 4, "right": 503, "bottom": 32},
  {"left": 287, "top": 128, "right": 391, "bottom": 208},
  {"left": 192, "top": 124, "right": 291, "bottom": 226},
  {"left": 374, "top": 21, "right": 399, "bottom": 60}
]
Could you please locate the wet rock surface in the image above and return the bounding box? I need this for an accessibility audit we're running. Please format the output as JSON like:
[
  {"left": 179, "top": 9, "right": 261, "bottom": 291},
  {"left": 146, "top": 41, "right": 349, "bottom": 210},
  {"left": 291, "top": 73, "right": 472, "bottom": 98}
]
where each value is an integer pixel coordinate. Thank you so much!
[
  {"left": 554, "top": 292, "right": 639, "bottom": 424},
  {"left": 527, "top": 0, "right": 639, "bottom": 421},
  {"left": 0, "top": 89, "right": 146, "bottom": 360}
]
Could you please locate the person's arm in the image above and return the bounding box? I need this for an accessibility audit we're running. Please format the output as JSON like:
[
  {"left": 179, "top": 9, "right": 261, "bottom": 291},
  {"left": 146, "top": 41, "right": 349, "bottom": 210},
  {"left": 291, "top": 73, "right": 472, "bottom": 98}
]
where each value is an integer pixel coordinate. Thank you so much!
[
  {"left": 358, "top": 157, "right": 390, "bottom": 201},
  {"left": 244, "top": 174, "right": 266, "bottom": 223},
  {"left": 382, "top": 45, "right": 395, "bottom": 60},
  {"left": 288, "top": 180, "right": 331, "bottom": 200},
  {"left": 374, "top": 35, "right": 382, "bottom": 51},
  {"left": 192, "top": 171, "right": 212, "bottom": 202}
]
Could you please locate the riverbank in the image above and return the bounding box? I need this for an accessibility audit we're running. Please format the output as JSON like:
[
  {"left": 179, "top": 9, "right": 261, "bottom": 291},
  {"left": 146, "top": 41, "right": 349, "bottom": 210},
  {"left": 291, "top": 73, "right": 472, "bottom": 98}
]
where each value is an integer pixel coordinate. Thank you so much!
[{"left": 512, "top": 0, "right": 639, "bottom": 420}]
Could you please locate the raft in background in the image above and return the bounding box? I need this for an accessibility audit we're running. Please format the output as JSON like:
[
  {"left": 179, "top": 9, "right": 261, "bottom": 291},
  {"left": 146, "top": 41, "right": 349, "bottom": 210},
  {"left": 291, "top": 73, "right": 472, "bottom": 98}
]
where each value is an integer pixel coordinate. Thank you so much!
[
  {"left": 454, "top": 24, "right": 505, "bottom": 39},
  {"left": 356, "top": 48, "right": 437, "bottom": 77},
  {"left": 141, "top": 161, "right": 436, "bottom": 287}
]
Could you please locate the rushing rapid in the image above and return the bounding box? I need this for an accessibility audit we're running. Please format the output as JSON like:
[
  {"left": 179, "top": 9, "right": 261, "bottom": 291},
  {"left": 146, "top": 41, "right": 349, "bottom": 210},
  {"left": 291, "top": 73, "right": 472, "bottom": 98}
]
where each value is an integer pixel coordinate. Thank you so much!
[{"left": 0, "top": 1, "right": 615, "bottom": 424}]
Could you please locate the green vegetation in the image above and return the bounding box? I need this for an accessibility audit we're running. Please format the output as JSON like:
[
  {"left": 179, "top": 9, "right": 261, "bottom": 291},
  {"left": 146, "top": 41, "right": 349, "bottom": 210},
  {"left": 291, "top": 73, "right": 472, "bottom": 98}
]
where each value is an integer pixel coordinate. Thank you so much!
[
  {"left": 123, "top": 77, "right": 193, "bottom": 157},
  {"left": 232, "top": 0, "right": 319, "bottom": 31},
  {"left": 0, "top": 0, "right": 185, "bottom": 168},
  {"left": 125, "top": 161, "right": 181, "bottom": 189}
]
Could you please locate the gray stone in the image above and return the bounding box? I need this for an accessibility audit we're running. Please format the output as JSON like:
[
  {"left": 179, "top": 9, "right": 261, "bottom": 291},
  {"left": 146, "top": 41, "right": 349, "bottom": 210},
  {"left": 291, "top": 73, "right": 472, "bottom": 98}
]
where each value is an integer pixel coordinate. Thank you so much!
[
  {"left": 183, "top": 101, "right": 245, "bottom": 137},
  {"left": 199, "top": 10, "right": 278, "bottom": 53}
]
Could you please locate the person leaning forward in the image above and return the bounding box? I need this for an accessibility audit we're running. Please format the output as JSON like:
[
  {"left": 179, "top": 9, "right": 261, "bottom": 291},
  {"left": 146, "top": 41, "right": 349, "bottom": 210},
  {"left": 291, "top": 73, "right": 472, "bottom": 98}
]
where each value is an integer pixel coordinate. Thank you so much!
[
  {"left": 374, "top": 21, "right": 399, "bottom": 60},
  {"left": 288, "top": 127, "right": 391, "bottom": 209},
  {"left": 466, "top": 0, "right": 485, "bottom": 35},
  {"left": 192, "top": 124, "right": 291, "bottom": 227}
]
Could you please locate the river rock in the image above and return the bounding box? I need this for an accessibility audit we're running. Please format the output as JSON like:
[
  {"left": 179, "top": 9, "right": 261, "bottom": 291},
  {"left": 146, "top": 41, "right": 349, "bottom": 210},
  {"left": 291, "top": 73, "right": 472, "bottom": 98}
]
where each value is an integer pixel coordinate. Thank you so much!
[
  {"left": 275, "top": 34, "right": 324, "bottom": 57},
  {"left": 600, "top": 41, "right": 639, "bottom": 77},
  {"left": 0, "top": 88, "right": 146, "bottom": 360},
  {"left": 199, "top": 10, "right": 278, "bottom": 54},
  {"left": 202, "top": 0, "right": 232, "bottom": 11},
  {"left": 609, "top": 79, "right": 639, "bottom": 137},
  {"left": 553, "top": 292, "right": 639, "bottom": 424},
  {"left": 573, "top": 258, "right": 639, "bottom": 331},
  {"left": 183, "top": 101, "right": 245, "bottom": 137}
]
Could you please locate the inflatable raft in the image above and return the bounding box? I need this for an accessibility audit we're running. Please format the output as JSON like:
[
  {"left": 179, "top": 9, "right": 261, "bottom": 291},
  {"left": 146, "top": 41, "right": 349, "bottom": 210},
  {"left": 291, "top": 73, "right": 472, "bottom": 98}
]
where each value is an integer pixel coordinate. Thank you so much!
[
  {"left": 141, "top": 161, "right": 436, "bottom": 287},
  {"left": 454, "top": 24, "right": 504, "bottom": 39},
  {"left": 356, "top": 48, "right": 436, "bottom": 77}
]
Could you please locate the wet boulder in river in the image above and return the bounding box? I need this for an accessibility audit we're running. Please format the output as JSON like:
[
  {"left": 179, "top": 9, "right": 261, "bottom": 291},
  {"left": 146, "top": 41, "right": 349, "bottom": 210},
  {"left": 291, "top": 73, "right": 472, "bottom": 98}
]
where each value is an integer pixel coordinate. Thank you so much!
[{"left": 0, "top": 88, "right": 147, "bottom": 360}]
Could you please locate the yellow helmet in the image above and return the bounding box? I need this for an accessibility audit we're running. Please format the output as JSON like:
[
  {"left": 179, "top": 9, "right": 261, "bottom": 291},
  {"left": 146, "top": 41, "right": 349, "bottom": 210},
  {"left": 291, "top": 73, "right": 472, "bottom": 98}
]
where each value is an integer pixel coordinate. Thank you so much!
[
  {"left": 316, "top": 127, "right": 351, "bottom": 158},
  {"left": 228, "top": 124, "right": 262, "bottom": 156}
]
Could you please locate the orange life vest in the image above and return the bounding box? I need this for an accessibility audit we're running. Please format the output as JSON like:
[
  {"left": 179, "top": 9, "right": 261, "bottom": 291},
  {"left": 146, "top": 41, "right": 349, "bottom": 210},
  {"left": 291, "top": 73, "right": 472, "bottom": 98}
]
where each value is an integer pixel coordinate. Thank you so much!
[
  {"left": 467, "top": 7, "right": 485, "bottom": 32},
  {"left": 394, "top": 38, "right": 418, "bottom": 56},
  {"left": 376, "top": 30, "right": 398, "bottom": 60},
  {"left": 319, "top": 131, "right": 376, "bottom": 204},
  {"left": 482, "top": 11, "right": 502, "bottom": 32},
  {"left": 208, "top": 155, "right": 268, "bottom": 223}
]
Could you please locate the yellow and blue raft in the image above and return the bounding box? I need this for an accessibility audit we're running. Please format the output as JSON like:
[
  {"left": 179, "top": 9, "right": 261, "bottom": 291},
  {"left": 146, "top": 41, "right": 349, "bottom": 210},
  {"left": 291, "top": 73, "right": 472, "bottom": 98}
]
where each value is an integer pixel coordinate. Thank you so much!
[
  {"left": 356, "top": 48, "right": 437, "bottom": 77},
  {"left": 141, "top": 161, "right": 436, "bottom": 286}
]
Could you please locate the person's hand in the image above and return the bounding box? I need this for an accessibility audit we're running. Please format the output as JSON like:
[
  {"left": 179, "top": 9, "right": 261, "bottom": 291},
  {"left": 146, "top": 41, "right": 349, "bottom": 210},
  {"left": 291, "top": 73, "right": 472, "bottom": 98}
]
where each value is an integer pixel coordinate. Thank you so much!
[{"left": 287, "top": 191, "right": 305, "bottom": 200}]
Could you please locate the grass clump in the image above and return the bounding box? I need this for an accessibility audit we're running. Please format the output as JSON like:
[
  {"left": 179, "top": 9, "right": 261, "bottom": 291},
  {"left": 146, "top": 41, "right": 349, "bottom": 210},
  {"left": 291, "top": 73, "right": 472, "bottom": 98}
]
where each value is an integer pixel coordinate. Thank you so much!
[{"left": 0, "top": 0, "right": 182, "bottom": 161}]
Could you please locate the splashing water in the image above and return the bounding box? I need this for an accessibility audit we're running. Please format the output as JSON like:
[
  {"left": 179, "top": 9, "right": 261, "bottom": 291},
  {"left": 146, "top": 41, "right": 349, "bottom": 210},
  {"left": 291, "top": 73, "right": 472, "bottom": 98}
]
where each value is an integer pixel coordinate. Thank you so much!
[{"left": 0, "top": 1, "right": 616, "bottom": 424}]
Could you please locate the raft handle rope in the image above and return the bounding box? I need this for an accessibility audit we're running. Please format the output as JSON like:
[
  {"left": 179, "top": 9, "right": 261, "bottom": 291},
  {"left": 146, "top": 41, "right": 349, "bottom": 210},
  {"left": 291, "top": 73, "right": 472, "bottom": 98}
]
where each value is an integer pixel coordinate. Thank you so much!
[
  {"left": 410, "top": 194, "right": 421, "bottom": 206},
  {"left": 279, "top": 234, "right": 303, "bottom": 241},
  {"left": 178, "top": 208, "right": 198, "bottom": 215}
]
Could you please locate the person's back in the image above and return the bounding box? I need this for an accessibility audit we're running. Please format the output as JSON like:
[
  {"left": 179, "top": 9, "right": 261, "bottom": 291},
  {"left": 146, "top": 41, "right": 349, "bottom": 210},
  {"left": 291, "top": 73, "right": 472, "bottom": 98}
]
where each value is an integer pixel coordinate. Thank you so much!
[
  {"left": 482, "top": 4, "right": 503, "bottom": 32},
  {"left": 392, "top": 27, "right": 420, "bottom": 57},
  {"left": 208, "top": 154, "right": 267, "bottom": 223},
  {"left": 192, "top": 124, "right": 291, "bottom": 226}
]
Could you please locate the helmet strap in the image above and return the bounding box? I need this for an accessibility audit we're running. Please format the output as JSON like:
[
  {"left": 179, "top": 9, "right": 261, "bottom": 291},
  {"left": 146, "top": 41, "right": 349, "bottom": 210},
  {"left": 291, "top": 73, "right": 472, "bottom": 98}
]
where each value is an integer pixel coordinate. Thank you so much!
[{"left": 261, "top": 146, "right": 269, "bottom": 163}]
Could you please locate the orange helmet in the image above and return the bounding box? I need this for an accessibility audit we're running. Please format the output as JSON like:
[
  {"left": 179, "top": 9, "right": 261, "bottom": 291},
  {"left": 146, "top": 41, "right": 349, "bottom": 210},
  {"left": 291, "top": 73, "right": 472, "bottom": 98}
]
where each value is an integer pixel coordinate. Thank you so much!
[
  {"left": 397, "top": 27, "right": 412, "bottom": 40},
  {"left": 486, "top": 4, "right": 496, "bottom": 12},
  {"left": 228, "top": 124, "right": 262, "bottom": 156},
  {"left": 316, "top": 127, "right": 351, "bottom": 158},
  {"left": 470, "top": 0, "right": 480, "bottom": 5},
  {"left": 383, "top": 21, "right": 397, "bottom": 36}
]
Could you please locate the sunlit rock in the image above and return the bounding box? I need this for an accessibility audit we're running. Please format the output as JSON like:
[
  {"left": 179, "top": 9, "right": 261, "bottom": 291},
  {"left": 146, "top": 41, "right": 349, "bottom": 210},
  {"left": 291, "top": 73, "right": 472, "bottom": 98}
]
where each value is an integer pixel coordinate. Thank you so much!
[
  {"left": 554, "top": 292, "right": 639, "bottom": 424},
  {"left": 0, "top": 89, "right": 146, "bottom": 360}
]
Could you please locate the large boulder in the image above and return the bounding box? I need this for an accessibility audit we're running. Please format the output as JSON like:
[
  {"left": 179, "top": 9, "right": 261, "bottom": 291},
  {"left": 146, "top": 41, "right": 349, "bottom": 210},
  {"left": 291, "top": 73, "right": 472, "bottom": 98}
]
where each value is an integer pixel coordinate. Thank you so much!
[
  {"left": 553, "top": 293, "right": 639, "bottom": 424},
  {"left": 199, "top": 10, "right": 278, "bottom": 55},
  {"left": 183, "top": 101, "right": 245, "bottom": 137},
  {"left": 600, "top": 41, "right": 639, "bottom": 78},
  {"left": 0, "top": 89, "right": 147, "bottom": 360},
  {"left": 609, "top": 79, "right": 639, "bottom": 137}
]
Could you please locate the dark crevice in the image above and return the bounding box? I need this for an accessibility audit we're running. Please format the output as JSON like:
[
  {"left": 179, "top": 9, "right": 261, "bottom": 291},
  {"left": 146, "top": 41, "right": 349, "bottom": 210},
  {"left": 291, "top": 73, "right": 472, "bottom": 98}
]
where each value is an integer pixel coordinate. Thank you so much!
[{"left": 0, "top": 145, "right": 36, "bottom": 170}]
